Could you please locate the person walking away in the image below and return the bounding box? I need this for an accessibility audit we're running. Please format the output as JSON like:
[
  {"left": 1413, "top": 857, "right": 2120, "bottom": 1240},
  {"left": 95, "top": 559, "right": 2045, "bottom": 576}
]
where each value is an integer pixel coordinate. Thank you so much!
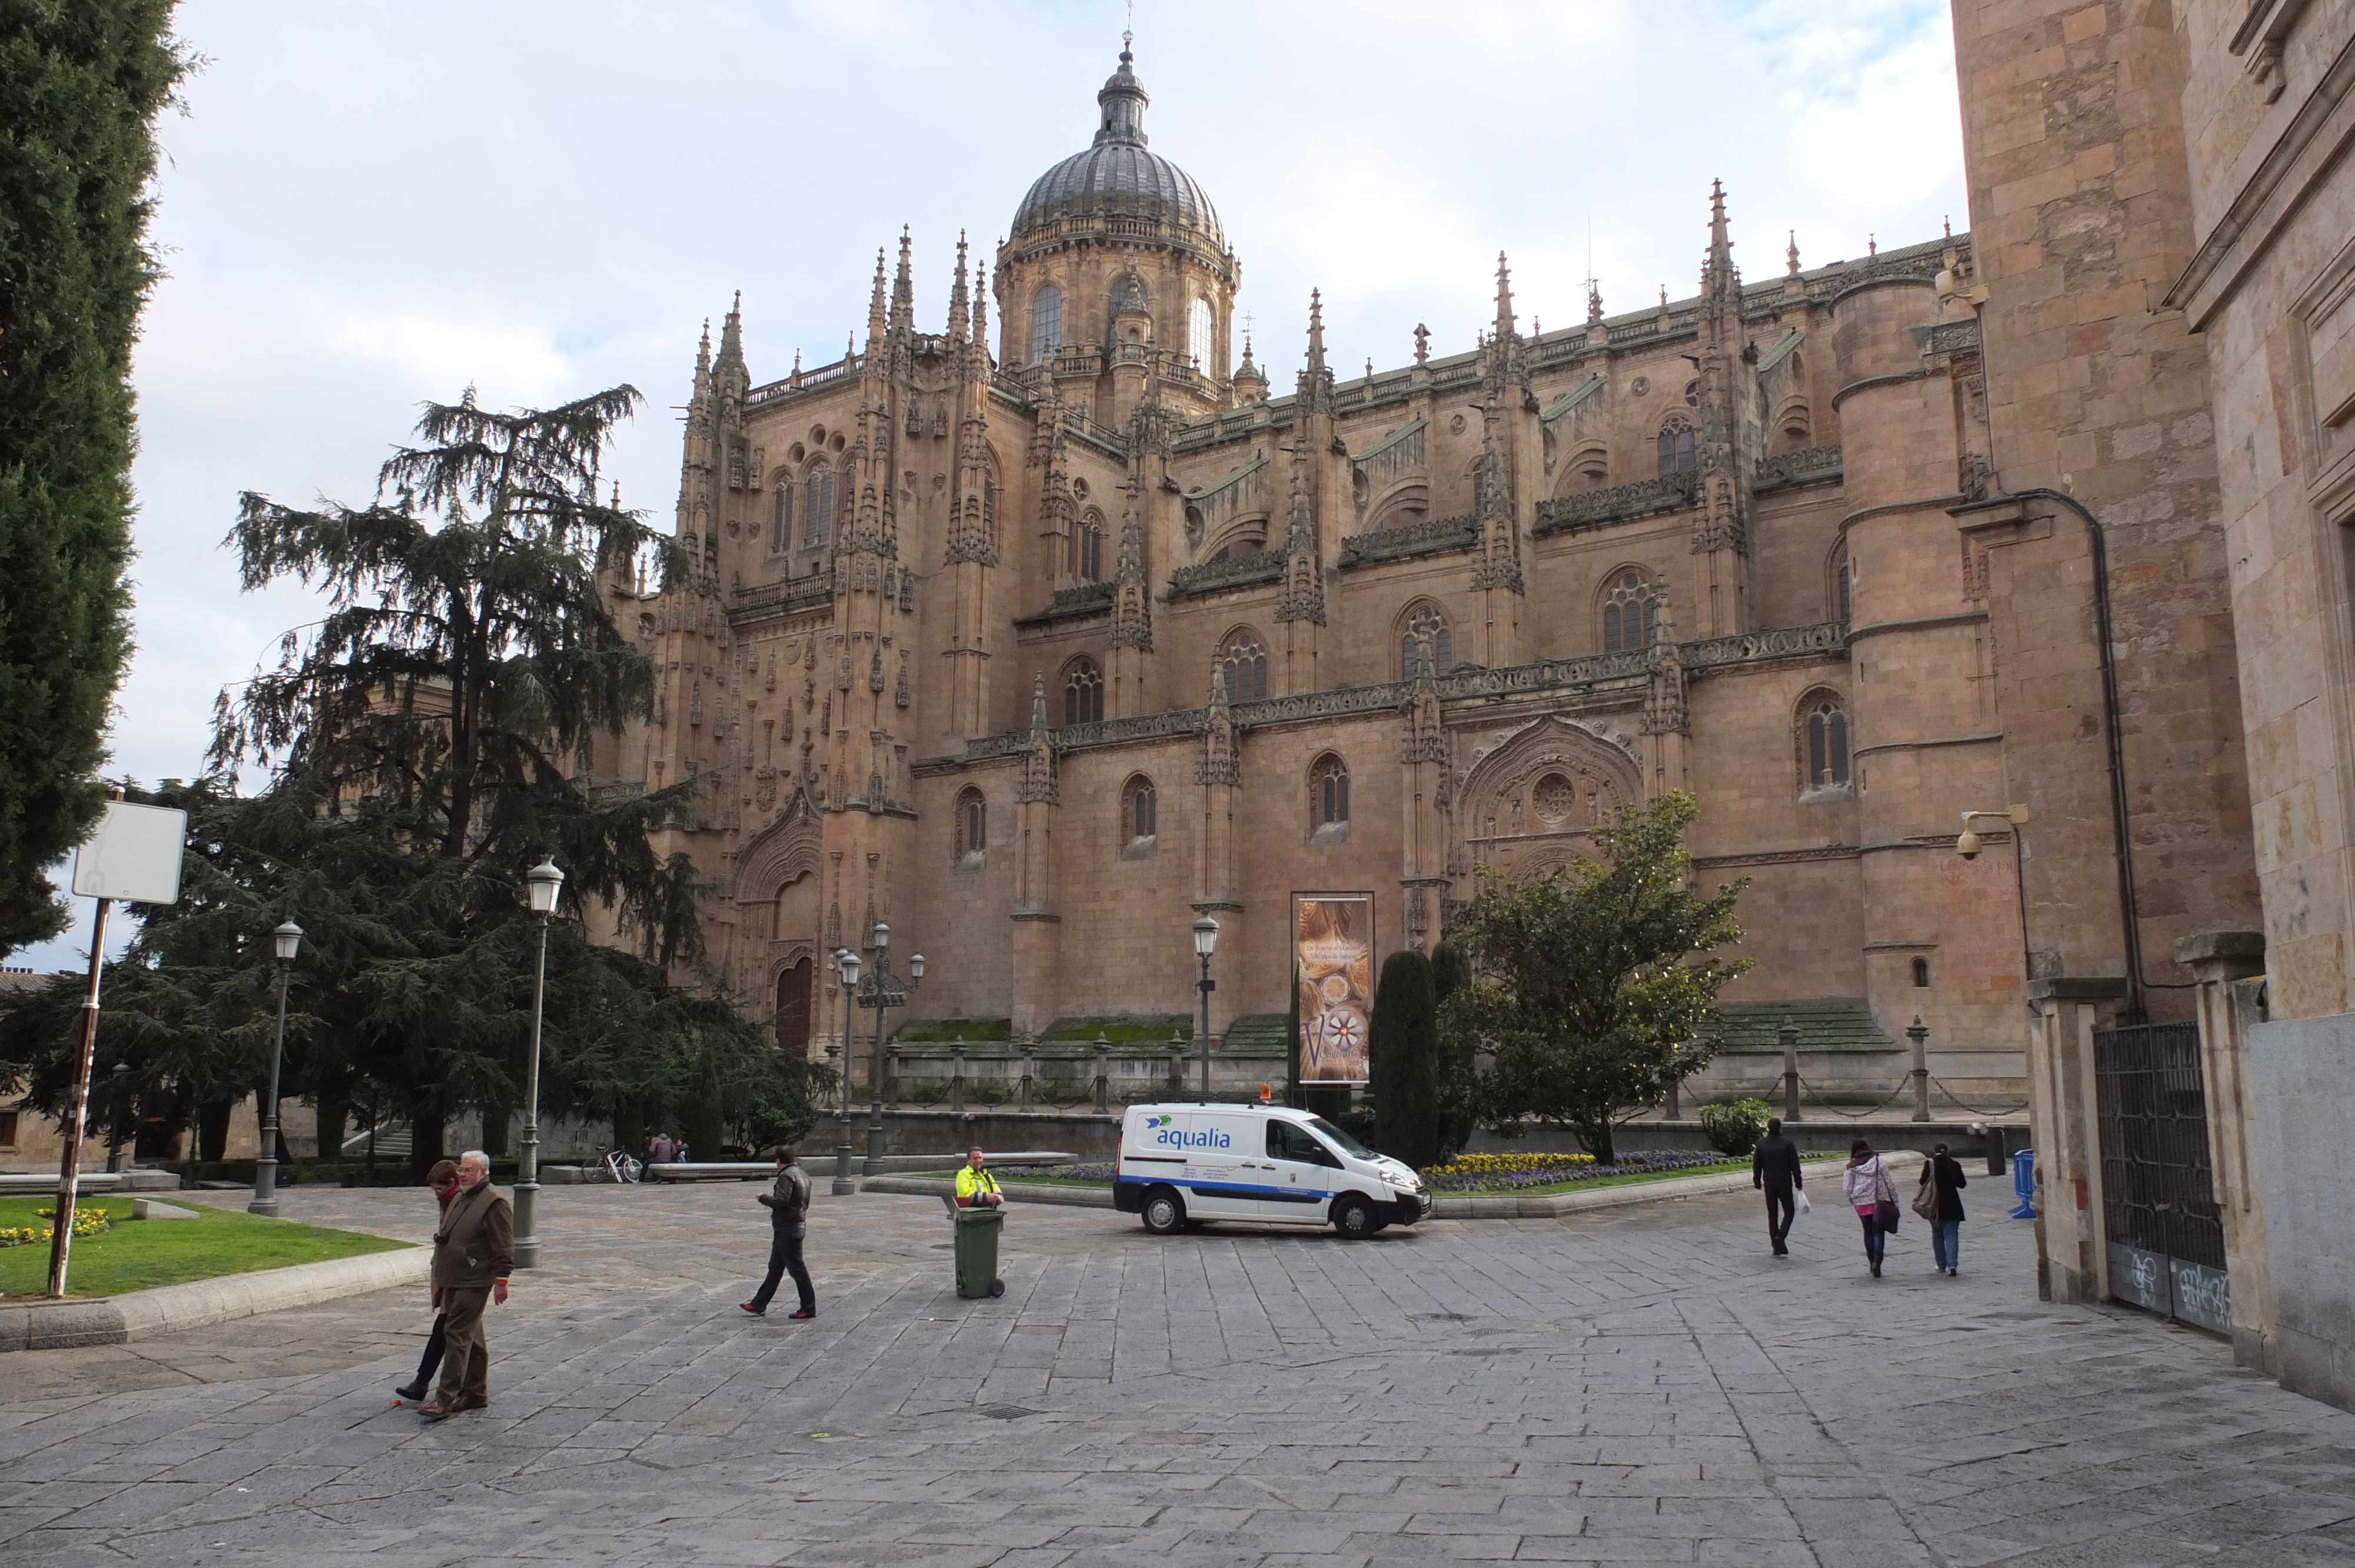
[
  {"left": 1842, "top": 1138, "right": 1897, "bottom": 1277},
  {"left": 954, "top": 1148, "right": 1004, "bottom": 1208},
  {"left": 394, "top": 1160, "right": 460, "bottom": 1402},
  {"left": 1752, "top": 1118, "right": 1803, "bottom": 1256},
  {"left": 740, "top": 1145, "right": 815, "bottom": 1319},
  {"left": 419, "top": 1150, "right": 512, "bottom": 1420},
  {"left": 1921, "top": 1141, "right": 1968, "bottom": 1275}
]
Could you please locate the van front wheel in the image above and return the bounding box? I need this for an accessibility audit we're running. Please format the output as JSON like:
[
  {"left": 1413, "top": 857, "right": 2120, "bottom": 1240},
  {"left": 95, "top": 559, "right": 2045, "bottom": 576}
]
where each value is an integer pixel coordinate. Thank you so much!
[
  {"left": 1142, "top": 1187, "right": 1187, "bottom": 1235},
  {"left": 1332, "top": 1194, "right": 1378, "bottom": 1239}
]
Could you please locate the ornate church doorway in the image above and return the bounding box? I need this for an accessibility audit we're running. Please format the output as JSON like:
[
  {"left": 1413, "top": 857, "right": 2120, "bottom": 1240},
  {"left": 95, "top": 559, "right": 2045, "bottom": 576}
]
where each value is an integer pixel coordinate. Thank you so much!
[{"left": 776, "top": 958, "right": 812, "bottom": 1059}]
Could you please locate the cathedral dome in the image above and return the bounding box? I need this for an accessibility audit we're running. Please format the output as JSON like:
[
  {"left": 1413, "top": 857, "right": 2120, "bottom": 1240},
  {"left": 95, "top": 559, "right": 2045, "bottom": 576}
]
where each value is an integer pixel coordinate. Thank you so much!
[{"left": 1009, "top": 45, "right": 1224, "bottom": 253}]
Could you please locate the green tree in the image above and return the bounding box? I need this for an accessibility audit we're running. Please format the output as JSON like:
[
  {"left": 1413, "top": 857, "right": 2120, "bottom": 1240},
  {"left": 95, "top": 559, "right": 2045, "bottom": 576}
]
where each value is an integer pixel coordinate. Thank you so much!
[
  {"left": 1441, "top": 792, "right": 1751, "bottom": 1164},
  {"left": 0, "top": 4, "right": 188, "bottom": 948},
  {"left": 1368, "top": 948, "right": 1439, "bottom": 1169}
]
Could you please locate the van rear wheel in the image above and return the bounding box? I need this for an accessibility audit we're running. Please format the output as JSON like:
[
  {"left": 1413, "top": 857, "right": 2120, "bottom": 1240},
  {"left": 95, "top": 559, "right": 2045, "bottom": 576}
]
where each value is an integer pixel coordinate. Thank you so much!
[
  {"left": 1332, "top": 1194, "right": 1378, "bottom": 1239},
  {"left": 1142, "top": 1186, "right": 1186, "bottom": 1235}
]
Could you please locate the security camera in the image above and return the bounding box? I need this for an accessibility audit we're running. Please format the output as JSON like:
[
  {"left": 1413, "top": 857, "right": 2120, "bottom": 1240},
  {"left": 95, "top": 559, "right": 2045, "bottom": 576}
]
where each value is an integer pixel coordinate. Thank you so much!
[{"left": 1956, "top": 829, "right": 1983, "bottom": 861}]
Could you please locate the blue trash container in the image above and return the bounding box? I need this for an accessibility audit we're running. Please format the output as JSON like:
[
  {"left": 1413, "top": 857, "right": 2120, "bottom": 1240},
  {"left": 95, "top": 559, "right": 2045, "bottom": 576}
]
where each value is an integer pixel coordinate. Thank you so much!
[{"left": 2010, "top": 1148, "right": 2038, "bottom": 1218}]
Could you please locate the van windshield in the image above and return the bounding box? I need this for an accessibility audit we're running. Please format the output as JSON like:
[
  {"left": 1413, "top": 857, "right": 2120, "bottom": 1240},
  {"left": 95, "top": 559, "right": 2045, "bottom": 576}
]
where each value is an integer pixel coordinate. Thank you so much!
[{"left": 1306, "top": 1117, "right": 1375, "bottom": 1160}]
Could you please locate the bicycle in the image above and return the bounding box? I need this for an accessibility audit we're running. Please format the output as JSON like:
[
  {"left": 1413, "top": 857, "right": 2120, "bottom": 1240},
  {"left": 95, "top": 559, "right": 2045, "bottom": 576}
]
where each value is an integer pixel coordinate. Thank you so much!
[{"left": 589, "top": 1148, "right": 644, "bottom": 1184}]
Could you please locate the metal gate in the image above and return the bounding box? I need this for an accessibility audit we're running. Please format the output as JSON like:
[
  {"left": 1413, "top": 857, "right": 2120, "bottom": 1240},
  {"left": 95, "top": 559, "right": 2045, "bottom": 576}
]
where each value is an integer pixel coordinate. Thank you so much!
[{"left": 2092, "top": 1021, "right": 2230, "bottom": 1333}]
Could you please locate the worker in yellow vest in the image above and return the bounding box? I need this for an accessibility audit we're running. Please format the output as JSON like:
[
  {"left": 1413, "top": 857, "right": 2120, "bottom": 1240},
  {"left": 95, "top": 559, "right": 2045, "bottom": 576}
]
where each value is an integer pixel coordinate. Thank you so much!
[{"left": 954, "top": 1148, "right": 1004, "bottom": 1208}]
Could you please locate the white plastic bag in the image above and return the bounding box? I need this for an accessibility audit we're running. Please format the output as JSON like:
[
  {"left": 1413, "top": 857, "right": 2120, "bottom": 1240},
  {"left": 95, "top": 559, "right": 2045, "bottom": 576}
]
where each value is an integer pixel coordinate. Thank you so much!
[{"left": 1794, "top": 1189, "right": 1812, "bottom": 1217}]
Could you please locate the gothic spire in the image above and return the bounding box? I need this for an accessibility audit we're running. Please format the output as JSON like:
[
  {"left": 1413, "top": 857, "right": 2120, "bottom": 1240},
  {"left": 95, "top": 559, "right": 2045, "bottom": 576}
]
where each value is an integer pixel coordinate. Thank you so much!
[
  {"left": 889, "top": 225, "right": 914, "bottom": 338},
  {"left": 865, "top": 248, "right": 888, "bottom": 350},
  {"left": 947, "top": 231, "right": 970, "bottom": 344},
  {"left": 1704, "top": 179, "right": 1739, "bottom": 308},
  {"left": 1296, "top": 290, "right": 1335, "bottom": 416},
  {"left": 717, "top": 291, "right": 745, "bottom": 371},
  {"left": 1305, "top": 288, "right": 1326, "bottom": 375},
  {"left": 1493, "top": 252, "right": 1515, "bottom": 340},
  {"left": 970, "top": 258, "right": 990, "bottom": 371}
]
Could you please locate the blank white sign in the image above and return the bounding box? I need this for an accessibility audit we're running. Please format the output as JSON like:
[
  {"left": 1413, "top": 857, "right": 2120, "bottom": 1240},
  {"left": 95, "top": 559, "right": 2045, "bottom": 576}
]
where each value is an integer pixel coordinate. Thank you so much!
[{"left": 69, "top": 801, "right": 188, "bottom": 905}]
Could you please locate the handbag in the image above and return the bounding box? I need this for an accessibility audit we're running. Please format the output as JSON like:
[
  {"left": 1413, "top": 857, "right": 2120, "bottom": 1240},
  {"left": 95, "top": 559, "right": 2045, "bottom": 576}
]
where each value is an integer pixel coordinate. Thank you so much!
[
  {"left": 1794, "top": 1189, "right": 1812, "bottom": 1217},
  {"left": 1910, "top": 1163, "right": 1942, "bottom": 1222},
  {"left": 1872, "top": 1160, "right": 1900, "bottom": 1232}
]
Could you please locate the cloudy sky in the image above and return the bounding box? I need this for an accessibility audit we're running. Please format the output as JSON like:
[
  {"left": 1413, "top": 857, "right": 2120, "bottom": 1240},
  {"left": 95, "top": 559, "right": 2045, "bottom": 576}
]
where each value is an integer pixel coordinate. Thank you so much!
[{"left": 15, "top": 0, "right": 1965, "bottom": 969}]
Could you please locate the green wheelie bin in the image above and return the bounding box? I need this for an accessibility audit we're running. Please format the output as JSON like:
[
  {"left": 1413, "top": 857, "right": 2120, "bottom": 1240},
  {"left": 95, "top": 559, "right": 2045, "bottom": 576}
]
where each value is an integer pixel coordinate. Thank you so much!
[{"left": 953, "top": 1206, "right": 1005, "bottom": 1298}]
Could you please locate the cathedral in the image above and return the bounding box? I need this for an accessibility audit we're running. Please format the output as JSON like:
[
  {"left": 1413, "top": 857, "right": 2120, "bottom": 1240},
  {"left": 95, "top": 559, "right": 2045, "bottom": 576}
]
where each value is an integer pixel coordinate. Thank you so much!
[{"left": 592, "top": 41, "right": 2020, "bottom": 1083}]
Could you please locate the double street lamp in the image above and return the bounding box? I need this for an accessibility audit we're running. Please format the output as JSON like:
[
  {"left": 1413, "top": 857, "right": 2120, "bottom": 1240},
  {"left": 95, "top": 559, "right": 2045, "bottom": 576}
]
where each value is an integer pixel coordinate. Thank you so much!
[
  {"left": 1192, "top": 915, "right": 1219, "bottom": 1098},
  {"left": 248, "top": 921, "right": 305, "bottom": 1217},
  {"left": 512, "top": 857, "right": 564, "bottom": 1270},
  {"left": 832, "top": 946, "right": 860, "bottom": 1194},
  {"left": 856, "top": 922, "right": 923, "bottom": 1178}
]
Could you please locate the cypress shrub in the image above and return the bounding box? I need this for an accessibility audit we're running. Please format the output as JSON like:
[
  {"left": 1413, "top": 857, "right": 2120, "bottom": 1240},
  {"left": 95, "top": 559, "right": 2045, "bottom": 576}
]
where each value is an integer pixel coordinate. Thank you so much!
[
  {"left": 0, "top": 4, "right": 186, "bottom": 946},
  {"left": 681, "top": 1049, "right": 727, "bottom": 1161},
  {"left": 1369, "top": 948, "right": 1439, "bottom": 1169}
]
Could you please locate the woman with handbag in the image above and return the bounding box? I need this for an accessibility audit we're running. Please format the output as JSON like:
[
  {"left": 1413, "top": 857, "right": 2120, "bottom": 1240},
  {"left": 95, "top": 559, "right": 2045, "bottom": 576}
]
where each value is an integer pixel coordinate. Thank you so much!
[
  {"left": 1841, "top": 1138, "right": 1899, "bottom": 1277},
  {"left": 1916, "top": 1141, "right": 1968, "bottom": 1275}
]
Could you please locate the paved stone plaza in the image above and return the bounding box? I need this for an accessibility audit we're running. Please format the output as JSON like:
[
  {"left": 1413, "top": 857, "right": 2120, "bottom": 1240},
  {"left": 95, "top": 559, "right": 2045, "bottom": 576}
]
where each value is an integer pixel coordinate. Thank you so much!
[{"left": 3, "top": 1177, "right": 2351, "bottom": 1567}]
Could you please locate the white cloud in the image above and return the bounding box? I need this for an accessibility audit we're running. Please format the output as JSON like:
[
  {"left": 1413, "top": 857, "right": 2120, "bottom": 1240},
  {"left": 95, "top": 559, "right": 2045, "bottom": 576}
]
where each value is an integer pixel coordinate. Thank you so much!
[{"left": 9, "top": 0, "right": 1969, "bottom": 965}]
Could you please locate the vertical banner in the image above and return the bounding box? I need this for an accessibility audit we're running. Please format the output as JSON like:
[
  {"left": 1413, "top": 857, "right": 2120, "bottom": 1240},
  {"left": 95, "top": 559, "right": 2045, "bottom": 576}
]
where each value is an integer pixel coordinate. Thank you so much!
[{"left": 1293, "top": 893, "right": 1375, "bottom": 1085}]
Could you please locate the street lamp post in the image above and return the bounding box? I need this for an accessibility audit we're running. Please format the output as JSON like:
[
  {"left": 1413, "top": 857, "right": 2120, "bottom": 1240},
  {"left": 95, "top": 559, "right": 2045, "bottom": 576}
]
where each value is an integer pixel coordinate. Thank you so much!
[
  {"left": 248, "top": 922, "right": 304, "bottom": 1217},
  {"left": 857, "top": 922, "right": 924, "bottom": 1178},
  {"left": 105, "top": 1062, "right": 130, "bottom": 1174},
  {"left": 512, "top": 858, "right": 564, "bottom": 1270},
  {"left": 1192, "top": 915, "right": 1219, "bottom": 1099},
  {"left": 832, "top": 948, "right": 861, "bottom": 1195}
]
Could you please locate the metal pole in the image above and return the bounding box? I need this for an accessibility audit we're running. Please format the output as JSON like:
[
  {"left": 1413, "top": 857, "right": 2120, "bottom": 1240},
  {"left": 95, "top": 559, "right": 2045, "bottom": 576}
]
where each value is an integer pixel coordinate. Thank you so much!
[
  {"left": 833, "top": 974, "right": 857, "bottom": 1194},
  {"left": 863, "top": 968, "right": 887, "bottom": 1178},
  {"left": 1908, "top": 1015, "right": 1932, "bottom": 1123},
  {"left": 514, "top": 913, "right": 550, "bottom": 1268},
  {"left": 248, "top": 960, "right": 293, "bottom": 1216},
  {"left": 1780, "top": 1021, "right": 1800, "bottom": 1124},
  {"left": 1197, "top": 955, "right": 1214, "bottom": 1098},
  {"left": 46, "top": 893, "right": 112, "bottom": 1298}
]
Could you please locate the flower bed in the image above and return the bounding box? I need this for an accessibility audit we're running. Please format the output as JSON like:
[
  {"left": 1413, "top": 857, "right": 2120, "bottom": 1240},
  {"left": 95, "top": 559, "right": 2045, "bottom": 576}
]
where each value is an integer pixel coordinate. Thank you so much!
[
  {"left": 0, "top": 1205, "right": 113, "bottom": 1248},
  {"left": 1421, "top": 1150, "right": 1757, "bottom": 1194}
]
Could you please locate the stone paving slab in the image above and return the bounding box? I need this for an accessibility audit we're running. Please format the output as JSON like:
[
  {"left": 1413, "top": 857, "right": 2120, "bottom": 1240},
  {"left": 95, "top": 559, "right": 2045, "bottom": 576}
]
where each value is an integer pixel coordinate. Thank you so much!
[{"left": 2, "top": 1180, "right": 2353, "bottom": 1565}]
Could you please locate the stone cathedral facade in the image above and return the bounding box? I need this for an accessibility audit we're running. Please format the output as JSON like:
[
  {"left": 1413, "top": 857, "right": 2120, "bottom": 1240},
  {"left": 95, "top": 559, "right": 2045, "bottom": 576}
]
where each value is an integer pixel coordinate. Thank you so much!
[{"left": 587, "top": 44, "right": 2024, "bottom": 1084}]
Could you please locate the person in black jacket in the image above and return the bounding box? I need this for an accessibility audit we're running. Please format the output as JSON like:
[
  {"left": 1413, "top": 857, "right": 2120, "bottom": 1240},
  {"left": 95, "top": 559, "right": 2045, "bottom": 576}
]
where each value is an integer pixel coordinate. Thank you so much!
[
  {"left": 1752, "top": 1118, "right": 1804, "bottom": 1255},
  {"left": 740, "top": 1145, "right": 815, "bottom": 1319},
  {"left": 1922, "top": 1141, "right": 1968, "bottom": 1275}
]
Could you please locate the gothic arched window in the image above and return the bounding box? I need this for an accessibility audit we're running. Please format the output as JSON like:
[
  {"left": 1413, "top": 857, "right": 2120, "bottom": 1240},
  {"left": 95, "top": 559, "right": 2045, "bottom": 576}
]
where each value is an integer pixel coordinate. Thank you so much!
[
  {"left": 775, "top": 958, "right": 812, "bottom": 1059},
  {"left": 1030, "top": 284, "right": 1063, "bottom": 365},
  {"left": 771, "top": 483, "right": 793, "bottom": 553},
  {"left": 1830, "top": 543, "right": 1852, "bottom": 624},
  {"left": 1188, "top": 298, "right": 1213, "bottom": 370},
  {"left": 1399, "top": 602, "right": 1454, "bottom": 680},
  {"left": 956, "top": 786, "right": 987, "bottom": 858},
  {"left": 1123, "top": 775, "right": 1157, "bottom": 842},
  {"left": 1311, "top": 754, "right": 1351, "bottom": 829},
  {"left": 1072, "top": 510, "right": 1104, "bottom": 583},
  {"left": 1218, "top": 628, "right": 1269, "bottom": 703},
  {"left": 1601, "top": 570, "right": 1660, "bottom": 653},
  {"left": 1063, "top": 656, "right": 1104, "bottom": 726},
  {"left": 1912, "top": 956, "right": 1931, "bottom": 988},
  {"left": 1801, "top": 693, "right": 1851, "bottom": 789},
  {"left": 804, "top": 467, "right": 834, "bottom": 549},
  {"left": 1656, "top": 418, "right": 1697, "bottom": 479}
]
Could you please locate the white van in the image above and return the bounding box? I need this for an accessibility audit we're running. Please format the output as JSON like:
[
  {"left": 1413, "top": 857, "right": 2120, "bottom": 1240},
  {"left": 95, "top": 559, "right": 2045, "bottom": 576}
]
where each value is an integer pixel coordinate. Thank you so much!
[{"left": 1115, "top": 1101, "right": 1432, "bottom": 1239}]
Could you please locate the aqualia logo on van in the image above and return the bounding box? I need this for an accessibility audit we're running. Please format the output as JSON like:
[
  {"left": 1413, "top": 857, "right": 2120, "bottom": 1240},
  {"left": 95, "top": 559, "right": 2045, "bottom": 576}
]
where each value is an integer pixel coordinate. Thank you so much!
[{"left": 1150, "top": 1122, "right": 1230, "bottom": 1150}]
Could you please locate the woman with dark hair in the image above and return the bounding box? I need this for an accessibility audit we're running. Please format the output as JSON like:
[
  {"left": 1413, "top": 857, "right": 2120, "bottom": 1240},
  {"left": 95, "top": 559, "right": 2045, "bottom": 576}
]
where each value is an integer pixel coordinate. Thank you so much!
[
  {"left": 1921, "top": 1141, "right": 1968, "bottom": 1275},
  {"left": 1840, "top": 1138, "right": 1898, "bottom": 1277},
  {"left": 395, "top": 1159, "right": 461, "bottom": 1401}
]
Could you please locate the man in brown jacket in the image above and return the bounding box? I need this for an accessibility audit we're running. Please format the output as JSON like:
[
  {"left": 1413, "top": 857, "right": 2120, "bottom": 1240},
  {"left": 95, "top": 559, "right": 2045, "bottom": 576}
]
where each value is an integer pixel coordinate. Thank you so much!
[{"left": 419, "top": 1149, "right": 512, "bottom": 1420}]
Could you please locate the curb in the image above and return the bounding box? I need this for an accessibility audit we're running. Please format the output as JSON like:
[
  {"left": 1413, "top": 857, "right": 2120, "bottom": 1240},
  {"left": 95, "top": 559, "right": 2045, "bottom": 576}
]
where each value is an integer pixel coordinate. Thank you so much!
[
  {"left": 860, "top": 1151, "right": 1925, "bottom": 1221},
  {"left": 1, "top": 1244, "right": 426, "bottom": 1353}
]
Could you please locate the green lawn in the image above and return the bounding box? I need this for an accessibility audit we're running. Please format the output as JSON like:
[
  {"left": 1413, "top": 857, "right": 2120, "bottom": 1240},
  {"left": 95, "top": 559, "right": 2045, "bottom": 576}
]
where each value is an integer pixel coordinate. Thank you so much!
[{"left": 0, "top": 1195, "right": 411, "bottom": 1300}]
